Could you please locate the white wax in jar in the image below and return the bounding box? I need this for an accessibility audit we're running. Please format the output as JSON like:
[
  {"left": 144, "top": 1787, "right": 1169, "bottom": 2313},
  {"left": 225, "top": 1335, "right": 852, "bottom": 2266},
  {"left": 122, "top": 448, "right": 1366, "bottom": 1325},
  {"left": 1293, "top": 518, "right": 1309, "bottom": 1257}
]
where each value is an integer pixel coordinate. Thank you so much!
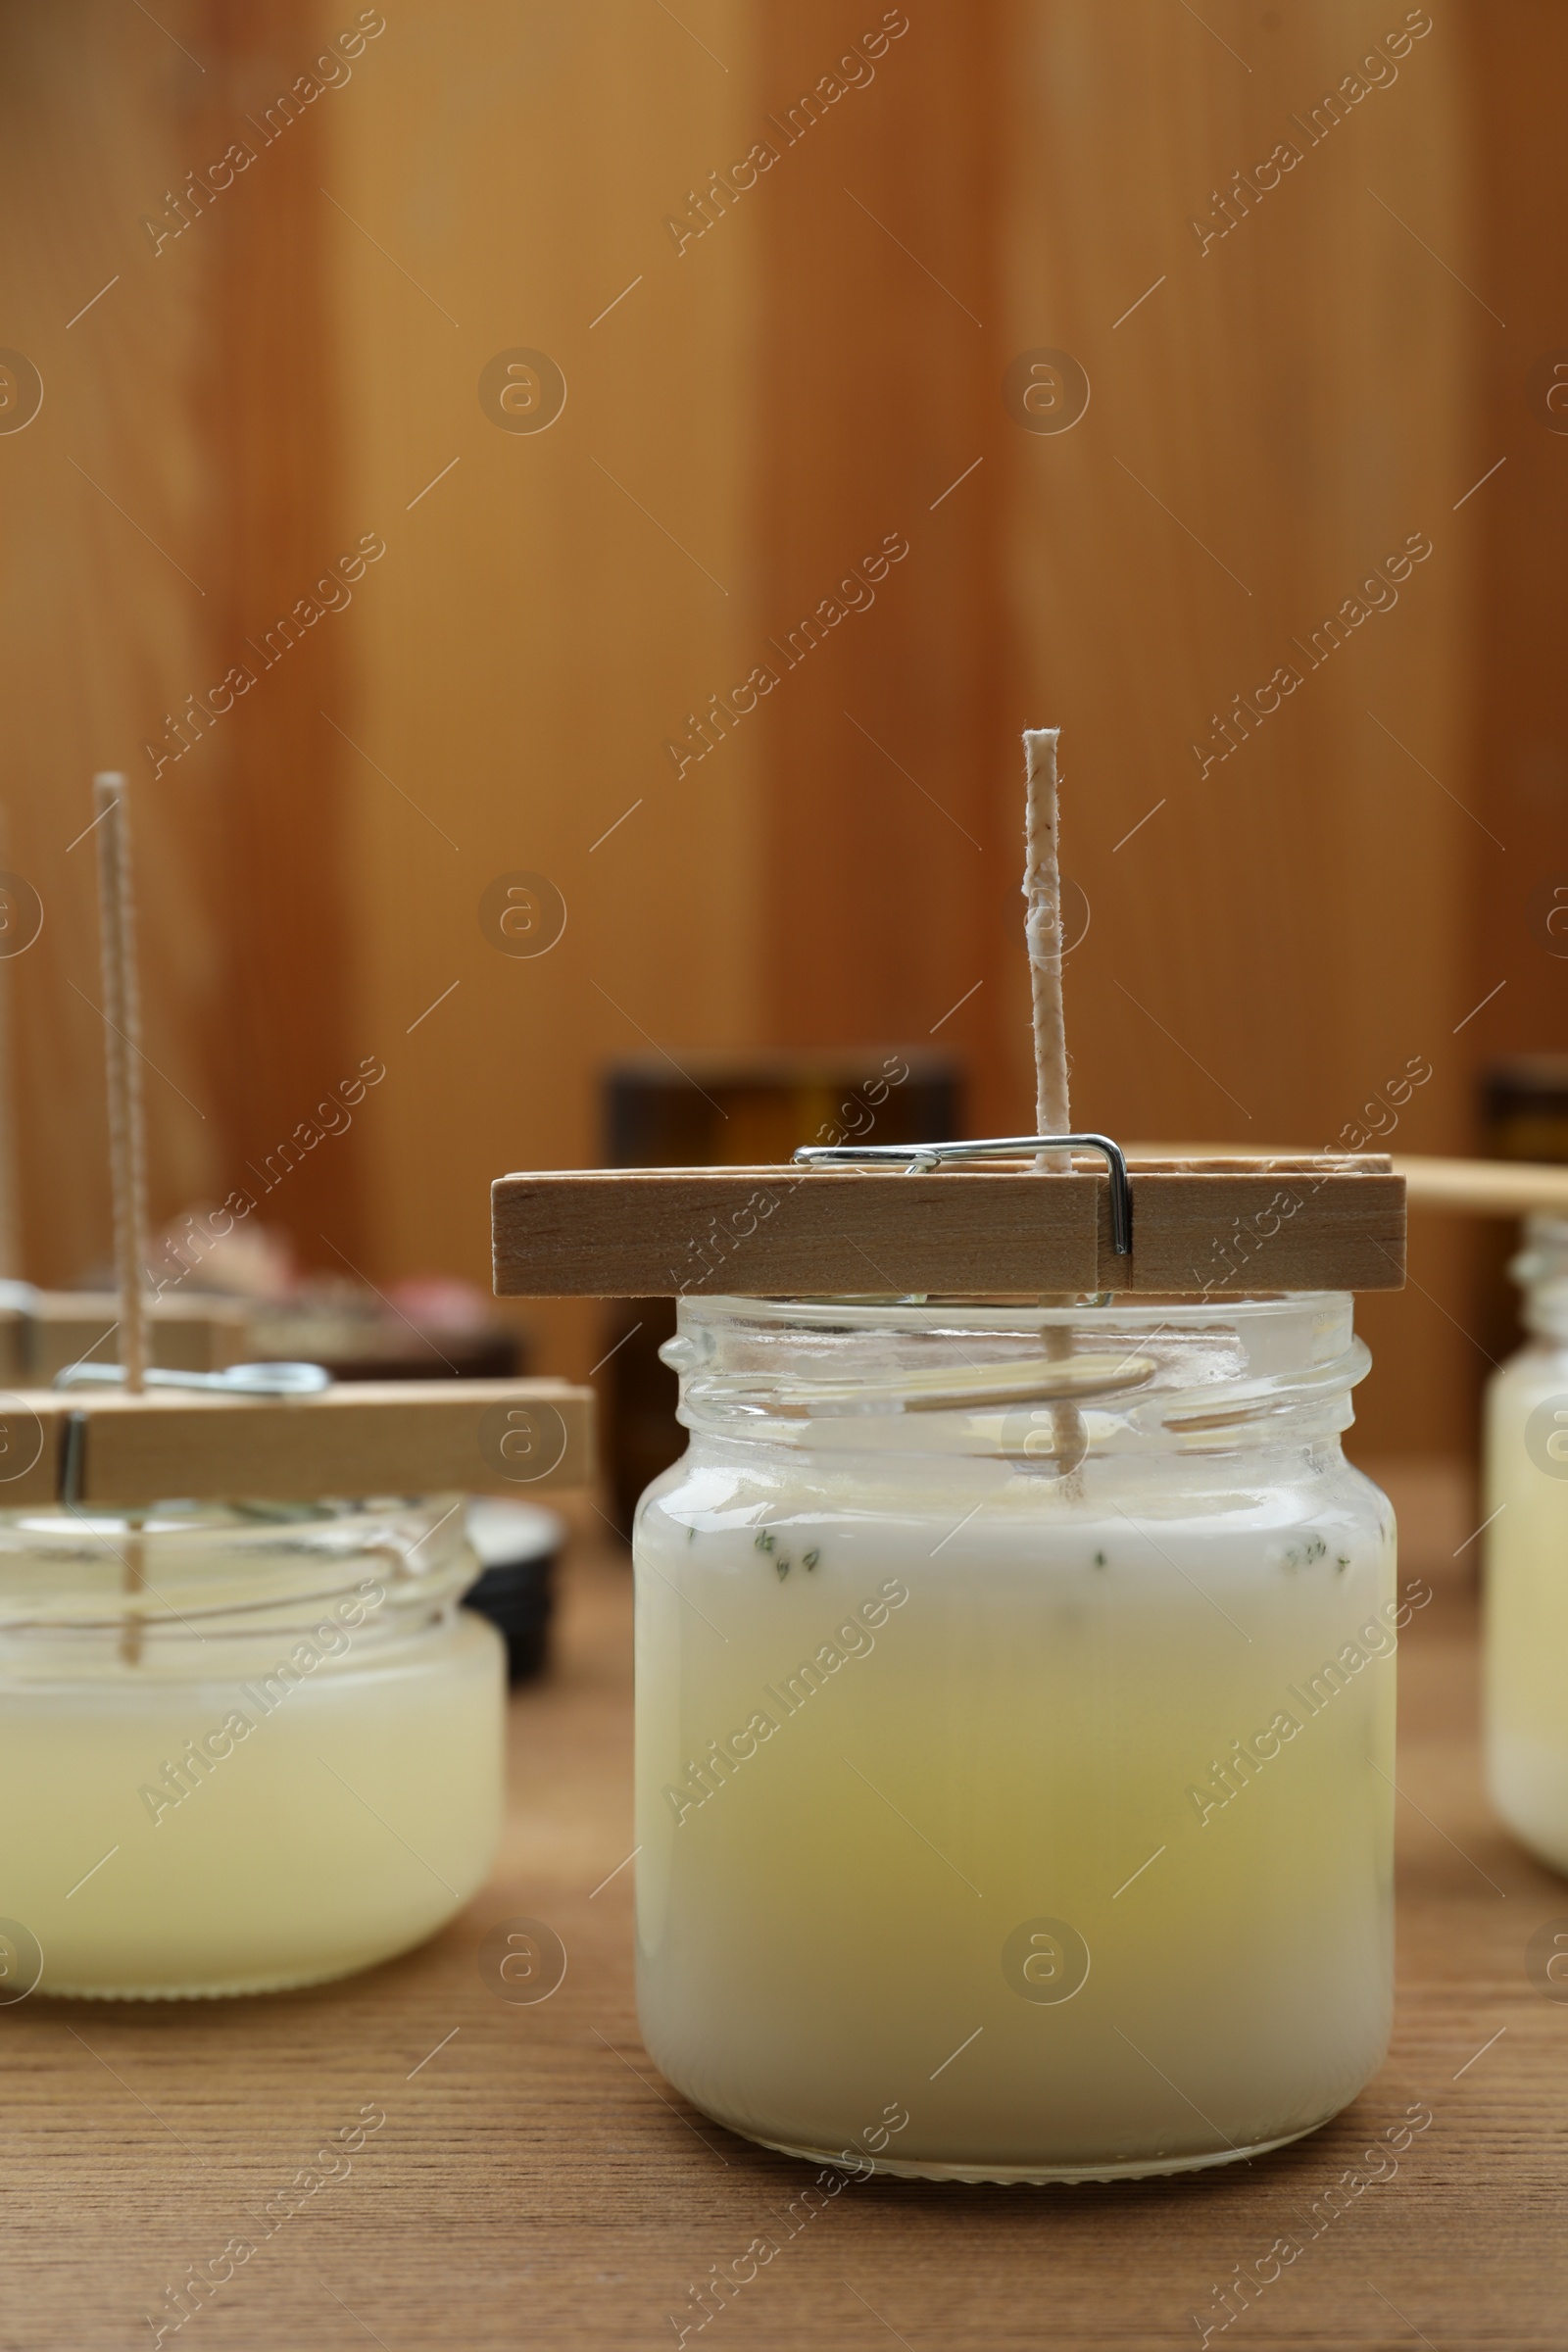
[{"left": 637, "top": 1452, "right": 1396, "bottom": 2182}]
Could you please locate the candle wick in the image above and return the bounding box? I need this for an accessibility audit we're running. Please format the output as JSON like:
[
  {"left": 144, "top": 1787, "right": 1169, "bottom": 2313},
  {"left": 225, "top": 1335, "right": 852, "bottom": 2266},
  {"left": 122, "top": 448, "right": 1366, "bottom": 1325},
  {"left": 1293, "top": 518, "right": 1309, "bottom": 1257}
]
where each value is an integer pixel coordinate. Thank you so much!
[
  {"left": 1021, "top": 726, "right": 1087, "bottom": 1486},
  {"left": 1022, "top": 726, "right": 1071, "bottom": 1172},
  {"left": 92, "top": 770, "right": 151, "bottom": 1662}
]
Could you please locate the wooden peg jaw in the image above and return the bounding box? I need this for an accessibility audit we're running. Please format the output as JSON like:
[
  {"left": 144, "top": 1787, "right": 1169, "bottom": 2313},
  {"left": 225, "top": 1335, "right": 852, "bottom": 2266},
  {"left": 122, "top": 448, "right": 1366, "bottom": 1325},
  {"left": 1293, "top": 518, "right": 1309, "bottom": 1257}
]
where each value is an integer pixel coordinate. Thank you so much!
[
  {"left": 0, "top": 1289, "right": 251, "bottom": 1386},
  {"left": 0, "top": 1379, "right": 594, "bottom": 1510},
  {"left": 1132, "top": 1142, "right": 1568, "bottom": 1223},
  {"left": 490, "top": 1155, "right": 1406, "bottom": 1298}
]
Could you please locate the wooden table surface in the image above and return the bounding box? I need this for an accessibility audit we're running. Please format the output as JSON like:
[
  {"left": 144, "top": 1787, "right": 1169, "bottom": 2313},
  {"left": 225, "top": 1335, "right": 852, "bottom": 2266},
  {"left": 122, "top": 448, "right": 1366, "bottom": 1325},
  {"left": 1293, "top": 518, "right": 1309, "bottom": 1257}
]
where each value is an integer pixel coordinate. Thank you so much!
[{"left": 6, "top": 1469, "right": 1567, "bottom": 2350}]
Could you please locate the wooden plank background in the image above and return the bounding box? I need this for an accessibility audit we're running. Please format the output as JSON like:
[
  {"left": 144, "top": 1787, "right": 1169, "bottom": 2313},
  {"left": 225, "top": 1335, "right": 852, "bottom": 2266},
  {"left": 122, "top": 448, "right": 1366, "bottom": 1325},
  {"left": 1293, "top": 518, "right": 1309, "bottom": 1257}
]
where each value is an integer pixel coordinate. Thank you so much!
[{"left": 0, "top": 1, "right": 1560, "bottom": 1464}]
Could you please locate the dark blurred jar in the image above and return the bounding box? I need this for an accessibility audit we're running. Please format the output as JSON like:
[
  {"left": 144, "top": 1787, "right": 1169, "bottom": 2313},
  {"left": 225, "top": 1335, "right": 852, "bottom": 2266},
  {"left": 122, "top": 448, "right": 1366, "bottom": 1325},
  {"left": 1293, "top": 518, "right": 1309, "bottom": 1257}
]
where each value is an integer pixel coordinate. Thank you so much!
[
  {"left": 1484, "top": 1057, "right": 1568, "bottom": 1165},
  {"left": 248, "top": 1279, "right": 548, "bottom": 1673},
  {"left": 465, "top": 1496, "right": 565, "bottom": 1684},
  {"left": 600, "top": 1051, "right": 962, "bottom": 1536}
]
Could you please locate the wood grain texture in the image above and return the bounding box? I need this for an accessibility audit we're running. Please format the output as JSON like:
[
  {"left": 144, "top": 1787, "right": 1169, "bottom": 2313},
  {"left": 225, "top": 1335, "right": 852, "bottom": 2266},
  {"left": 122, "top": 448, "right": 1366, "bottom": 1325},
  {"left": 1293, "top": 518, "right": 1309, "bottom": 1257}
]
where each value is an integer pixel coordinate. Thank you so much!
[
  {"left": 0, "top": 0, "right": 1533, "bottom": 1471},
  {"left": 490, "top": 1162, "right": 1406, "bottom": 1295},
  {"left": 193, "top": 0, "right": 370, "bottom": 1263},
  {"left": 329, "top": 0, "right": 768, "bottom": 1387},
  {"left": 735, "top": 0, "right": 1480, "bottom": 1460},
  {"left": 0, "top": 1377, "right": 592, "bottom": 1506},
  {"left": 991, "top": 1, "right": 1478, "bottom": 1465},
  {"left": 0, "top": 0, "right": 225, "bottom": 1285},
  {"left": 0, "top": 1474, "right": 1561, "bottom": 2349},
  {"left": 81, "top": 1375, "right": 595, "bottom": 1504},
  {"left": 0, "top": 0, "right": 372, "bottom": 1286},
  {"left": 751, "top": 2, "right": 1004, "bottom": 1082},
  {"left": 1468, "top": 0, "right": 1568, "bottom": 1072}
]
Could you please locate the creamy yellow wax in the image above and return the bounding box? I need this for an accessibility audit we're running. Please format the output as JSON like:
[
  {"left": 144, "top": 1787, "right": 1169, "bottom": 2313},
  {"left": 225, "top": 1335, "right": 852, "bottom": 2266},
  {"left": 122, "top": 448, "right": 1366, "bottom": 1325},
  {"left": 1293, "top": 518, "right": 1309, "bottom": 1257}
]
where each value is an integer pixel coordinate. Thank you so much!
[{"left": 0, "top": 1503, "right": 503, "bottom": 1998}]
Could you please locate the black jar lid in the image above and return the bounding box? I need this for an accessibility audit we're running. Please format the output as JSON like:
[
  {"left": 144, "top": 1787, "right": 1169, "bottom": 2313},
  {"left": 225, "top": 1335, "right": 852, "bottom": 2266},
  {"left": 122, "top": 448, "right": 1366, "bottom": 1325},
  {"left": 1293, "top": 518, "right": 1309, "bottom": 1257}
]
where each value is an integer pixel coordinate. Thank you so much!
[
  {"left": 1484, "top": 1055, "right": 1568, "bottom": 1163},
  {"left": 463, "top": 1498, "right": 565, "bottom": 1687}
]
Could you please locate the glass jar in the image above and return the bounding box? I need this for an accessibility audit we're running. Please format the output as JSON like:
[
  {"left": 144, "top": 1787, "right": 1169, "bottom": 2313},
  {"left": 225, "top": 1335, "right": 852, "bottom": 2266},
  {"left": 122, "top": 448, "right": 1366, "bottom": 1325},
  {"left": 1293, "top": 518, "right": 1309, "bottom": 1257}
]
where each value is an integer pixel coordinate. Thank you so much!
[
  {"left": 0, "top": 1495, "right": 503, "bottom": 1999},
  {"left": 1485, "top": 1216, "right": 1568, "bottom": 1872},
  {"left": 634, "top": 1293, "right": 1396, "bottom": 2183}
]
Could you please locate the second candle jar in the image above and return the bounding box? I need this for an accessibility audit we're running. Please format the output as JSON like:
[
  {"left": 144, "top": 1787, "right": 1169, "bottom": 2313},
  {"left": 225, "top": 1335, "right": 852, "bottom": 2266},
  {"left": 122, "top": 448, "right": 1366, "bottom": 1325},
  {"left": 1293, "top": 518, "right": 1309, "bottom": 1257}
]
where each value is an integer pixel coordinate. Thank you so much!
[
  {"left": 635, "top": 1293, "right": 1398, "bottom": 2182},
  {"left": 0, "top": 1496, "right": 503, "bottom": 1998}
]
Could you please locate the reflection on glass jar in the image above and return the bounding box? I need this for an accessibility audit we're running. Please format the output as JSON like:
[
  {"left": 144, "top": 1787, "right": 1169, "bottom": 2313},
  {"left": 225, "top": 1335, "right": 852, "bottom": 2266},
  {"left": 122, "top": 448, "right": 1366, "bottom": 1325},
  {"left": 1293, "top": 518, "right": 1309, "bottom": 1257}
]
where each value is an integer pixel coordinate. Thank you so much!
[
  {"left": 634, "top": 1293, "right": 1396, "bottom": 2183},
  {"left": 1485, "top": 1216, "right": 1568, "bottom": 1874},
  {"left": 0, "top": 1496, "right": 503, "bottom": 1998}
]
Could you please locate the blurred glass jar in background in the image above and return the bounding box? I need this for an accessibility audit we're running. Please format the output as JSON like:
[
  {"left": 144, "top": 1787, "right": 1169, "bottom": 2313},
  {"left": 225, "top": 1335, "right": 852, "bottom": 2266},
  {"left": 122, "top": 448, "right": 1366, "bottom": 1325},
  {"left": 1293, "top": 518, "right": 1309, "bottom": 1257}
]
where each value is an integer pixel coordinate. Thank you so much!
[
  {"left": 1485, "top": 1216, "right": 1568, "bottom": 1873},
  {"left": 0, "top": 1497, "right": 502, "bottom": 1998},
  {"left": 634, "top": 1291, "right": 1396, "bottom": 2183}
]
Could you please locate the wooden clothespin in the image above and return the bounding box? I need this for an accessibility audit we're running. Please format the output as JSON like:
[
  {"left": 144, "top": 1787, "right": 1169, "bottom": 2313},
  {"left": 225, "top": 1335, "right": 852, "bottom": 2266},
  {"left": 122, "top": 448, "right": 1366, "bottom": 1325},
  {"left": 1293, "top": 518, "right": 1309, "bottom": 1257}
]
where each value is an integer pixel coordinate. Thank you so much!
[
  {"left": 0, "top": 1372, "right": 591, "bottom": 1509},
  {"left": 490, "top": 1149, "right": 1405, "bottom": 1298},
  {"left": 490, "top": 732, "right": 1406, "bottom": 1300}
]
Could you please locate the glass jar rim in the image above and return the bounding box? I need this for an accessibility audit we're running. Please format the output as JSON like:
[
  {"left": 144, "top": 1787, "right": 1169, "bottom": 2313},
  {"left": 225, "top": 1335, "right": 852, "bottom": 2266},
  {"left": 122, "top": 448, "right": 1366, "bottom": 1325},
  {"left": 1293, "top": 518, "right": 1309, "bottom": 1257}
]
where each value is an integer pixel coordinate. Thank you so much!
[
  {"left": 663, "top": 1291, "right": 1366, "bottom": 1460},
  {"left": 673, "top": 1289, "right": 1349, "bottom": 1329},
  {"left": 0, "top": 1494, "right": 473, "bottom": 1641}
]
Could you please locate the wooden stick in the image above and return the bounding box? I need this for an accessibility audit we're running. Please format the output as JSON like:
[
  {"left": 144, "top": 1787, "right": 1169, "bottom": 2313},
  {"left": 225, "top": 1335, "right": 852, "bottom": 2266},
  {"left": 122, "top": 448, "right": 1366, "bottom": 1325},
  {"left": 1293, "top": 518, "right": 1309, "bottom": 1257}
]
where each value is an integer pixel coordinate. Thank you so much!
[
  {"left": 1396, "top": 1156, "right": 1568, "bottom": 1217},
  {"left": 92, "top": 772, "right": 150, "bottom": 1662},
  {"left": 1127, "top": 1144, "right": 1568, "bottom": 1221}
]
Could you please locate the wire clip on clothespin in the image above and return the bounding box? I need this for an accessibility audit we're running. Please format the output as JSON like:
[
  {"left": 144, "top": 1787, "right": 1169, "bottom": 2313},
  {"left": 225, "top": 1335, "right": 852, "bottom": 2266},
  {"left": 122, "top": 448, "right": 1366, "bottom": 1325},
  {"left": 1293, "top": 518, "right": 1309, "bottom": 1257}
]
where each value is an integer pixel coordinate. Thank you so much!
[
  {"left": 793, "top": 1133, "right": 1133, "bottom": 1256},
  {"left": 54, "top": 1361, "right": 332, "bottom": 1396}
]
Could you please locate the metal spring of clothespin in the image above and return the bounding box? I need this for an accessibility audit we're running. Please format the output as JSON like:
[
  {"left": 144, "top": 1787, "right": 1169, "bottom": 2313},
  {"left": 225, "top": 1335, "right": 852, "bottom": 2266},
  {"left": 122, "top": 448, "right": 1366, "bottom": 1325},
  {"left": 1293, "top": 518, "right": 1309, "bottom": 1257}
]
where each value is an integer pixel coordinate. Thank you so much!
[{"left": 792, "top": 1133, "right": 1134, "bottom": 1256}]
